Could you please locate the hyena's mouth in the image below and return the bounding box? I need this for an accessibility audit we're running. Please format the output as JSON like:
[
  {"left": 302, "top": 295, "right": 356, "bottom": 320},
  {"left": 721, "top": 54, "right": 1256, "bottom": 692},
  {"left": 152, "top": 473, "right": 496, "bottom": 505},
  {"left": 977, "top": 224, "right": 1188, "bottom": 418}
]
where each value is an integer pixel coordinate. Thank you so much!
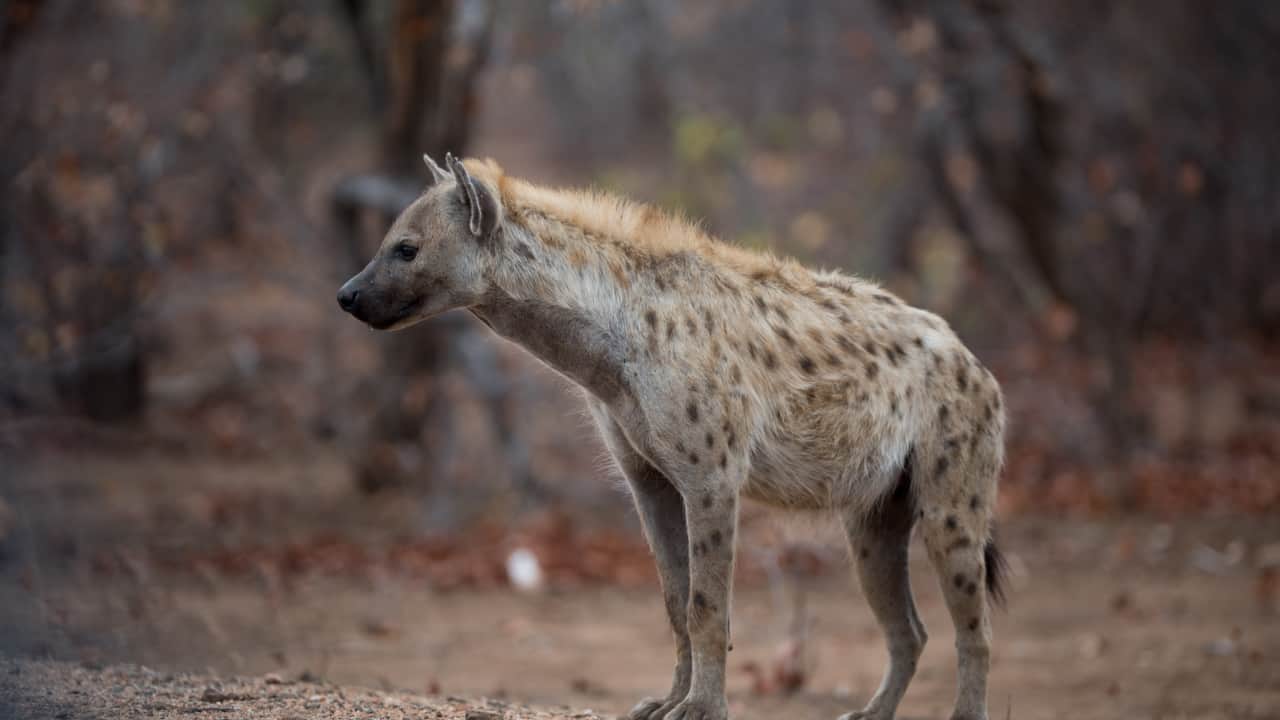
[{"left": 369, "top": 296, "right": 424, "bottom": 330}]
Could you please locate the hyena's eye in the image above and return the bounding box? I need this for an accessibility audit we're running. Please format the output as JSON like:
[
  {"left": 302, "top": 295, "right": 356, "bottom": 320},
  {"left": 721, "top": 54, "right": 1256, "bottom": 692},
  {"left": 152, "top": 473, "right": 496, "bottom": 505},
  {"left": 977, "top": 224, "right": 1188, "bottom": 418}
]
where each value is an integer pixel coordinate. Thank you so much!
[{"left": 395, "top": 243, "right": 418, "bottom": 262}]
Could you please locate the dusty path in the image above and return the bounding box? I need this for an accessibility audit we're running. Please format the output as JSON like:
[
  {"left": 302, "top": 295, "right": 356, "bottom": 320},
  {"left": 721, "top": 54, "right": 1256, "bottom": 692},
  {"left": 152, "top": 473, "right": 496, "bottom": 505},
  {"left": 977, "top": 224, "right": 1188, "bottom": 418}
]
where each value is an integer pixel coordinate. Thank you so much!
[
  {"left": 0, "top": 657, "right": 604, "bottom": 720},
  {"left": 2, "top": 452, "right": 1278, "bottom": 719},
  {"left": 3, "top": 530, "right": 1278, "bottom": 720}
]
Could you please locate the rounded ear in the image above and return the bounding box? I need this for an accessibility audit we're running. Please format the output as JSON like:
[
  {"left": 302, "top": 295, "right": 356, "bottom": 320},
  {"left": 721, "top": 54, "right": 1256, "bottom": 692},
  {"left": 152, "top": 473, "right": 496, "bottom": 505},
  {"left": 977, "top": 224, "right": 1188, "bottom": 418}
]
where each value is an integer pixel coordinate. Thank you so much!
[
  {"left": 445, "top": 153, "right": 501, "bottom": 242},
  {"left": 422, "top": 153, "right": 449, "bottom": 186}
]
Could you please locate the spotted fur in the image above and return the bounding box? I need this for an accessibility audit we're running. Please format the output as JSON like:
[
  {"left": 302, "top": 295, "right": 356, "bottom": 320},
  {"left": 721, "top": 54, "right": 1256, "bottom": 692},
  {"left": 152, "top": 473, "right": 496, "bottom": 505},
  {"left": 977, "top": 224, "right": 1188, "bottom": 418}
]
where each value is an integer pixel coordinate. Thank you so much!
[{"left": 339, "top": 156, "right": 1009, "bottom": 720}]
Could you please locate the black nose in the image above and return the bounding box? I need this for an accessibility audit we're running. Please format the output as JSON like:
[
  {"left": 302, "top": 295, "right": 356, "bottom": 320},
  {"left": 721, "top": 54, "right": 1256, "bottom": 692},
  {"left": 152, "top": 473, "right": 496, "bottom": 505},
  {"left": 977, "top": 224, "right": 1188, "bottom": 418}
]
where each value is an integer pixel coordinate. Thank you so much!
[{"left": 337, "top": 287, "right": 359, "bottom": 312}]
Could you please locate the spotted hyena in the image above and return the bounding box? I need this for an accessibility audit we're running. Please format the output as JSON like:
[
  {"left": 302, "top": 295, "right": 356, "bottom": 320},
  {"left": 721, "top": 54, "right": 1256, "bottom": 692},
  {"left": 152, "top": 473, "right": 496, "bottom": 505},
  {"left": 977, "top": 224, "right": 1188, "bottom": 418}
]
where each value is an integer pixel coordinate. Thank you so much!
[{"left": 338, "top": 154, "right": 1008, "bottom": 720}]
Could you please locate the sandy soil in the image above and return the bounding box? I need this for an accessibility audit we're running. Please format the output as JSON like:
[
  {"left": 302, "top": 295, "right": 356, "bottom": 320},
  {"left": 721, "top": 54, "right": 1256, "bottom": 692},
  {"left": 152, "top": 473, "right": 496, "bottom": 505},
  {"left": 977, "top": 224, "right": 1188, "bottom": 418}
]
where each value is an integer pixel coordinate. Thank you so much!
[
  {"left": 3, "top": 527, "right": 1279, "bottom": 719},
  {"left": 0, "top": 657, "right": 605, "bottom": 720},
  {"left": 2, "top": 452, "right": 1278, "bottom": 719}
]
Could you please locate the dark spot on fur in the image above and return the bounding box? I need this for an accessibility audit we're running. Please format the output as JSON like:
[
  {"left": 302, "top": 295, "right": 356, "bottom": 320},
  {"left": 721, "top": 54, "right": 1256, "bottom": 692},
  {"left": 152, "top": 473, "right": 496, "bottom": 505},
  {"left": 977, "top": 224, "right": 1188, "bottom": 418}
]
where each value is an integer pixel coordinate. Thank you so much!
[
  {"left": 726, "top": 432, "right": 737, "bottom": 449},
  {"left": 731, "top": 365, "right": 742, "bottom": 383},
  {"left": 702, "top": 494, "right": 713, "bottom": 509},
  {"left": 774, "top": 305, "right": 789, "bottom": 322},
  {"left": 864, "top": 341, "right": 878, "bottom": 357},
  {"left": 675, "top": 441, "right": 686, "bottom": 453},
  {"left": 966, "top": 581, "right": 978, "bottom": 595},
  {"left": 719, "top": 453, "right": 727, "bottom": 469},
  {"left": 798, "top": 356, "right": 816, "bottom": 374},
  {"left": 837, "top": 334, "right": 858, "bottom": 355},
  {"left": 747, "top": 341, "right": 758, "bottom": 359},
  {"left": 687, "top": 401, "right": 699, "bottom": 423},
  {"left": 644, "top": 310, "right": 657, "bottom": 328},
  {"left": 688, "top": 452, "right": 700, "bottom": 465},
  {"left": 865, "top": 361, "right": 880, "bottom": 379},
  {"left": 913, "top": 336, "right": 924, "bottom": 348},
  {"left": 953, "top": 573, "right": 966, "bottom": 589},
  {"left": 754, "top": 295, "right": 768, "bottom": 313},
  {"left": 710, "top": 530, "right": 722, "bottom": 547},
  {"left": 860, "top": 547, "right": 870, "bottom": 559},
  {"left": 956, "top": 365, "right": 969, "bottom": 392},
  {"left": 776, "top": 327, "right": 795, "bottom": 346},
  {"left": 938, "top": 405, "right": 951, "bottom": 424},
  {"left": 703, "top": 309, "right": 715, "bottom": 333},
  {"left": 825, "top": 353, "right": 841, "bottom": 367},
  {"left": 685, "top": 314, "right": 697, "bottom": 334},
  {"left": 968, "top": 618, "right": 979, "bottom": 631},
  {"left": 763, "top": 350, "right": 778, "bottom": 369},
  {"left": 890, "top": 394, "right": 900, "bottom": 415},
  {"left": 667, "top": 319, "right": 677, "bottom": 340},
  {"left": 693, "top": 591, "right": 707, "bottom": 608},
  {"left": 514, "top": 242, "right": 536, "bottom": 260},
  {"left": 705, "top": 432, "right": 714, "bottom": 449},
  {"left": 970, "top": 494, "right": 980, "bottom": 511},
  {"left": 945, "top": 514, "right": 958, "bottom": 530}
]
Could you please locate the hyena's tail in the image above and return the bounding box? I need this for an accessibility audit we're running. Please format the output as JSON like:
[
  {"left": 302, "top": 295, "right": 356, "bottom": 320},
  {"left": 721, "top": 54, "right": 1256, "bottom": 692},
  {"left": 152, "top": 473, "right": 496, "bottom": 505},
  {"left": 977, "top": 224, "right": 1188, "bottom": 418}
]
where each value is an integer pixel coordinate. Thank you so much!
[{"left": 984, "top": 530, "right": 1009, "bottom": 609}]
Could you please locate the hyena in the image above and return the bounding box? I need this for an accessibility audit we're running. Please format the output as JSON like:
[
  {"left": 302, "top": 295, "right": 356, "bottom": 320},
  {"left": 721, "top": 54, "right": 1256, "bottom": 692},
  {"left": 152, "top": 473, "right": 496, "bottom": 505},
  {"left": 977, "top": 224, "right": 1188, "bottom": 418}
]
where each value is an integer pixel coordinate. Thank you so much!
[{"left": 338, "top": 154, "right": 1007, "bottom": 720}]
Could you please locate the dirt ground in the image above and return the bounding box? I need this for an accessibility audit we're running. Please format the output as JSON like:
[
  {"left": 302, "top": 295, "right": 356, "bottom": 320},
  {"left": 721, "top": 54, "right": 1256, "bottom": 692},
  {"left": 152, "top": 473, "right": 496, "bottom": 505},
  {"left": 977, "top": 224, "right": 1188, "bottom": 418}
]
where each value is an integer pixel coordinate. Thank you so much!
[{"left": 1, "top": 451, "right": 1278, "bottom": 720}]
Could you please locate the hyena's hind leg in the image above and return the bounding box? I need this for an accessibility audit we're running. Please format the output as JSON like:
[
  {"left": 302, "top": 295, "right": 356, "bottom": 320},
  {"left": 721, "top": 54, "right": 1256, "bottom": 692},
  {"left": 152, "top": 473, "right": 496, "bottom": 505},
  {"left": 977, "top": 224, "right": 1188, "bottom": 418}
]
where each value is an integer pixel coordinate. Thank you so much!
[
  {"left": 590, "top": 409, "right": 692, "bottom": 720},
  {"left": 917, "top": 433, "right": 1007, "bottom": 720},
  {"left": 838, "top": 465, "right": 926, "bottom": 720}
]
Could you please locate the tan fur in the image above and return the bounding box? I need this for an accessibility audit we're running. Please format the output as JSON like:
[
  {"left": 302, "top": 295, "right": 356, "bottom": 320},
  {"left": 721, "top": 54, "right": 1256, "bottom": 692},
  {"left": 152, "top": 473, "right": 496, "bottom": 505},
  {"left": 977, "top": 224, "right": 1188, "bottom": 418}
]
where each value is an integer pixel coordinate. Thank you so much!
[{"left": 341, "top": 157, "right": 1008, "bottom": 720}]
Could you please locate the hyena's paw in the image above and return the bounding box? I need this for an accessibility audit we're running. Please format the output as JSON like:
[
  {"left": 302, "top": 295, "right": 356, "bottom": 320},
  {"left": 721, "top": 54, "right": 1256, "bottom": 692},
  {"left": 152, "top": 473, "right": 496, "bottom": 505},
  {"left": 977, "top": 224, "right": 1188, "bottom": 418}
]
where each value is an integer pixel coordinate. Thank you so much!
[
  {"left": 662, "top": 695, "right": 728, "bottom": 720},
  {"left": 627, "top": 696, "right": 681, "bottom": 720}
]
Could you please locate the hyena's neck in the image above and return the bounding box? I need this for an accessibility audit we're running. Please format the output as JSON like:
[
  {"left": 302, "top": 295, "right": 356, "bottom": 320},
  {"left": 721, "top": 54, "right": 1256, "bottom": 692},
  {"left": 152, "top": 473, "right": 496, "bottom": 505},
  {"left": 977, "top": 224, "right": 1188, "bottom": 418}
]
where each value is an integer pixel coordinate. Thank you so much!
[
  {"left": 468, "top": 212, "right": 640, "bottom": 404},
  {"left": 487, "top": 213, "right": 634, "bottom": 324}
]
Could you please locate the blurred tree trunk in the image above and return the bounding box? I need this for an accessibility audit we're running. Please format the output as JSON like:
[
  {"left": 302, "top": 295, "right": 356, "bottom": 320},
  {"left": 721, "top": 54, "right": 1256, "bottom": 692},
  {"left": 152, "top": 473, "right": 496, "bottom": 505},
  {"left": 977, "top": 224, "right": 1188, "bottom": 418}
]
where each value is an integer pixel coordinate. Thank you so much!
[
  {"left": 382, "top": 0, "right": 454, "bottom": 174},
  {"left": 2, "top": 0, "right": 146, "bottom": 422},
  {"left": 875, "top": 0, "right": 1143, "bottom": 501},
  {"left": 332, "top": 0, "right": 529, "bottom": 499}
]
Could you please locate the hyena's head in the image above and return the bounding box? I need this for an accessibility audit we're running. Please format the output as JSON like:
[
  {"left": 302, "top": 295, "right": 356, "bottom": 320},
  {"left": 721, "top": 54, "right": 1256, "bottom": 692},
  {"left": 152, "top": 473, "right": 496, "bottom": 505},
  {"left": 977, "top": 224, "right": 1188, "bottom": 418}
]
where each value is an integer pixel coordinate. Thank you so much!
[{"left": 337, "top": 153, "right": 502, "bottom": 330}]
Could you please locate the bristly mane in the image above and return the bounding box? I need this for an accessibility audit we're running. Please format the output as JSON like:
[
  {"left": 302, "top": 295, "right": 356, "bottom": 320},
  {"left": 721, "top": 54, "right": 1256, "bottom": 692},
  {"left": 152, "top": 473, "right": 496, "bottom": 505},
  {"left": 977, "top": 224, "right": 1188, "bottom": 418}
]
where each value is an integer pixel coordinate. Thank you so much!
[{"left": 463, "top": 158, "right": 814, "bottom": 285}]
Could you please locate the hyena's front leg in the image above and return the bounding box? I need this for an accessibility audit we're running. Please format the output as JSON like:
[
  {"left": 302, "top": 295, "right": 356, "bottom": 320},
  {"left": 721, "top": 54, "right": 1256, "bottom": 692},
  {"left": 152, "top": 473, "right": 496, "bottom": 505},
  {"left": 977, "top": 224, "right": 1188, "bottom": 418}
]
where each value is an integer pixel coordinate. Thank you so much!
[
  {"left": 592, "top": 413, "right": 692, "bottom": 720},
  {"left": 666, "top": 479, "right": 739, "bottom": 720}
]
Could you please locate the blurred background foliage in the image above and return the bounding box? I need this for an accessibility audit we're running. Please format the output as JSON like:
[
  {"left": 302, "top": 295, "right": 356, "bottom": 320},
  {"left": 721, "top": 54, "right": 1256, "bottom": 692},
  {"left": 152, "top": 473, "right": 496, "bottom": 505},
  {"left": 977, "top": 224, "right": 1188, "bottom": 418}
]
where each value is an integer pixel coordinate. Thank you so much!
[
  {"left": 2, "top": 0, "right": 1279, "bottom": 534},
  {"left": 1, "top": 4, "right": 1279, "bottom": 712}
]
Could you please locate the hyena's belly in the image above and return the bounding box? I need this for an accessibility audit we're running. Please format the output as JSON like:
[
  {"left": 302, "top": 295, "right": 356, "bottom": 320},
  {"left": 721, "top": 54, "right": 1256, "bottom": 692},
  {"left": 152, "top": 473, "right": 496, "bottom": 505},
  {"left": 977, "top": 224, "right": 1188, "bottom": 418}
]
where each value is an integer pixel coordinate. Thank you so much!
[{"left": 742, "top": 399, "right": 917, "bottom": 511}]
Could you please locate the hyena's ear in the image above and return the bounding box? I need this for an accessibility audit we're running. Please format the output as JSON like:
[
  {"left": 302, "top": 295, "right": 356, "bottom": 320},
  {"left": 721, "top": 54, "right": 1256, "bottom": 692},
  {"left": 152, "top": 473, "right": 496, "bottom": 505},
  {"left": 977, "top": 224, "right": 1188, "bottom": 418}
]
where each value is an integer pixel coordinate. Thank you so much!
[
  {"left": 445, "top": 152, "right": 500, "bottom": 242},
  {"left": 422, "top": 153, "right": 449, "bottom": 186}
]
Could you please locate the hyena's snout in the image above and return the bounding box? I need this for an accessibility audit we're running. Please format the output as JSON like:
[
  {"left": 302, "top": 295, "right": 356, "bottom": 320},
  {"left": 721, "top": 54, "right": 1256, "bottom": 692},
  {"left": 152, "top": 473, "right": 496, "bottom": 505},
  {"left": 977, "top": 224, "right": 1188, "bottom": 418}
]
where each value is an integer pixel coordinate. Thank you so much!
[{"left": 336, "top": 276, "right": 368, "bottom": 321}]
